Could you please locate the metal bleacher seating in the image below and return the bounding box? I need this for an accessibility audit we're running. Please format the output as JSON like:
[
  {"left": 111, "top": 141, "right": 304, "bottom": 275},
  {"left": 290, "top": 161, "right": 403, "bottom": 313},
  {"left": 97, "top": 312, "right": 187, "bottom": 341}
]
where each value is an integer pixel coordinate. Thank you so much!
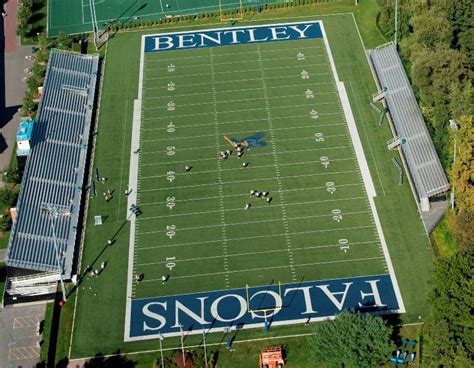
[
  {"left": 6, "top": 50, "right": 99, "bottom": 282},
  {"left": 369, "top": 43, "right": 449, "bottom": 210}
]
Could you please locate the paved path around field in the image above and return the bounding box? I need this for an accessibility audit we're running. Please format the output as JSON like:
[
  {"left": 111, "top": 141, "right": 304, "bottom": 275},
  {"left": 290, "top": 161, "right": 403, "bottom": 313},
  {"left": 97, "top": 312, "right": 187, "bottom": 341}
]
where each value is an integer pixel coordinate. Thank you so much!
[{"left": 1, "top": 0, "right": 34, "bottom": 171}]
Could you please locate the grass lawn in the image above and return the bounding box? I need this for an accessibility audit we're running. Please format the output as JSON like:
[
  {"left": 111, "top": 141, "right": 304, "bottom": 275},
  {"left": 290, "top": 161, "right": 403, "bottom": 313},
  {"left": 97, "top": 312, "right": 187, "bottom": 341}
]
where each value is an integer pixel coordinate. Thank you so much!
[{"left": 52, "top": 2, "right": 434, "bottom": 366}]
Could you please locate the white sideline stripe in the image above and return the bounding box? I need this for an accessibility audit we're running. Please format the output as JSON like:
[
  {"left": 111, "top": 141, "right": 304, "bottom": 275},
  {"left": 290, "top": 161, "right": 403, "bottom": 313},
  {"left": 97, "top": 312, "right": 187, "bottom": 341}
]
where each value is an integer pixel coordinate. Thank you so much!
[
  {"left": 145, "top": 45, "right": 324, "bottom": 63},
  {"left": 320, "top": 21, "right": 405, "bottom": 313},
  {"left": 136, "top": 238, "right": 376, "bottom": 266},
  {"left": 138, "top": 169, "right": 357, "bottom": 192},
  {"left": 124, "top": 35, "right": 146, "bottom": 342},
  {"left": 137, "top": 210, "right": 370, "bottom": 235},
  {"left": 139, "top": 183, "right": 362, "bottom": 207},
  {"left": 138, "top": 196, "right": 366, "bottom": 221},
  {"left": 144, "top": 80, "right": 334, "bottom": 92},
  {"left": 142, "top": 256, "right": 383, "bottom": 282}
]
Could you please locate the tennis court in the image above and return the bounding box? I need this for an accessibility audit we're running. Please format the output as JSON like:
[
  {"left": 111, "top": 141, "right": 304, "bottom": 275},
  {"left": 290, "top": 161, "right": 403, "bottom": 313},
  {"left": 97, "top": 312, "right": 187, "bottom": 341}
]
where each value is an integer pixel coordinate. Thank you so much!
[{"left": 47, "top": 0, "right": 282, "bottom": 36}]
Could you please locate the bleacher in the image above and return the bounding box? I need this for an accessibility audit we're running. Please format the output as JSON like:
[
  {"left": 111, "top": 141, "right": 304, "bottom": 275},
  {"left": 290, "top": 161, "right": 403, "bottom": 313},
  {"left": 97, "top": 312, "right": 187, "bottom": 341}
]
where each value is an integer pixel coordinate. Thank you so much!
[
  {"left": 6, "top": 50, "right": 99, "bottom": 283},
  {"left": 369, "top": 42, "right": 449, "bottom": 211}
]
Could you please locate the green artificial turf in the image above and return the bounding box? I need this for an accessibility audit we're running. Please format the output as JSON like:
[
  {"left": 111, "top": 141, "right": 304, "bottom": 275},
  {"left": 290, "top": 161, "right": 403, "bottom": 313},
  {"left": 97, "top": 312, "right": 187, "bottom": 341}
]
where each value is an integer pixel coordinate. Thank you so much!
[
  {"left": 64, "top": 9, "right": 434, "bottom": 364},
  {"left": 132, "top": 36, "right": 387, "bottom": 299}
]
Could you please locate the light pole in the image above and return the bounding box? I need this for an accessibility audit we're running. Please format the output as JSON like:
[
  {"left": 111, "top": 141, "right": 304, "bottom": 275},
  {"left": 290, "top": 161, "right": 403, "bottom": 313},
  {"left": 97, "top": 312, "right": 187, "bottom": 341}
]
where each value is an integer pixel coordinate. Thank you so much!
[
  {"left": 202, "top": 329, "right": 208, "bottom": 368},
  {"left": 449, "top": 119, "right": 459, "bottom": 209},
  {"left": 158, "top": 334, "right": 164, "bottom": 368},
  {"left": 42, "top": 204, "right": 70, "bottom": 302},
  {"left": 178, "top": 324, "right": 185, "bottom": 365}
]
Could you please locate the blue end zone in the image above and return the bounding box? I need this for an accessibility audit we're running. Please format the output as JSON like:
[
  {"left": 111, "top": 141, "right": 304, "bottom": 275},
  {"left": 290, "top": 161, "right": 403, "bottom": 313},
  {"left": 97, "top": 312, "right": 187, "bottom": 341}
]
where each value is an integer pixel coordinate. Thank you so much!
[
  {"left": 143, "top": 21, "right": 323, "bottom": 53},
  {"left": 129, "top": 274, "right": 399, "bottom": 339}
]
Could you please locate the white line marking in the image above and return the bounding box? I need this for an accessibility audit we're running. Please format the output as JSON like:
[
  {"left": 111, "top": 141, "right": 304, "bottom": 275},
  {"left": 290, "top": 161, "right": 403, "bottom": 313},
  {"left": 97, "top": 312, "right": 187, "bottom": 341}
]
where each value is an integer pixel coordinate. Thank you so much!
[
  {"left": 142, "top": 256, "right": 384, "bottom": 282},
  {"left": 139, "top": 169, "right": 357, "bottom": 192},
  {"left": 141, "top": 155, "right": 354, "bottom": 176},
  {"left": 209, "top": 48, "right": 230, "bottom": 288},
  {"left": 136, "top": 238, "right": 377, "bottom": 266},
  {"left": 137, "top": 210, "right": 370, "bottom": 235}
]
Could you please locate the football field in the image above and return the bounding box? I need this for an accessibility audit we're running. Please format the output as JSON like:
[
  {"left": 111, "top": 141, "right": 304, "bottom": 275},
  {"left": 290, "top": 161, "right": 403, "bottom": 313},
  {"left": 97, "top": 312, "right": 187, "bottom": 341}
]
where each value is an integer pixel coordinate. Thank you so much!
[{"left": 125, "top": 21, "right": 403, "bottom": 340}]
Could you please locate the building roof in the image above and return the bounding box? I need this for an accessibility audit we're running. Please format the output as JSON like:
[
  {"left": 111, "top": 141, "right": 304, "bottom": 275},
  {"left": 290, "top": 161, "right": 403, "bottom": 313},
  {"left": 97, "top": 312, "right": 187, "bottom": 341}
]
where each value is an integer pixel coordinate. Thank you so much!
[
  {"left": 369, "top": 43, "right": 449, "bottom": 199},
  {"left": 16, "top": 118, "right": 34, "bottom": 141},
  {"left": 6, "top": 49, "right": 99, "bottom": 277}
]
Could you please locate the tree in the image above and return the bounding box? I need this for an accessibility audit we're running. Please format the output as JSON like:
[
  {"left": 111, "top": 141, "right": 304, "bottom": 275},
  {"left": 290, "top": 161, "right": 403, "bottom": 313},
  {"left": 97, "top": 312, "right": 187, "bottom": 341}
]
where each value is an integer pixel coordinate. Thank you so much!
[
  {"left": 312, "top": 311, "right": 394, "bottom": 368},
  {"left": 423, "top": 252, "right": 474, "bottom": 366}
]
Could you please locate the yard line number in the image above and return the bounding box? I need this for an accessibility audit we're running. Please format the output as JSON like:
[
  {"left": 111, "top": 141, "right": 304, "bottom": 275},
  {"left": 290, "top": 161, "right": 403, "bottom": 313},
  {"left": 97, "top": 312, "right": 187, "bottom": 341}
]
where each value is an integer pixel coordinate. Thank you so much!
[
  {"left": 339, "top": 239, "right": 350, "bottom": 253},
  {"left": 166, "top": 256, "right": 176, "bottom": 270},
  {"left": 166, "top": 225, "right": 176, "bottom": 239},
  {"left": 166, "top": 196, "right": 176, "bottom": 210},
  {"left": 332, "top": 209, "right": 342, "bottom": 222},
  {"left": 326, "top": 181, "right": 336, "bottom": 194}
]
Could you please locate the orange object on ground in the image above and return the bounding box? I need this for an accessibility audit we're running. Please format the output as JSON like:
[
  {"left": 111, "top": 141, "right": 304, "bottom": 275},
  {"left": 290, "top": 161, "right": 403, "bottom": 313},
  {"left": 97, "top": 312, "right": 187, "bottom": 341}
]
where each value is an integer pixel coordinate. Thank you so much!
[{"left": 259, "top": 347, "right": 285, "bottom": 368}]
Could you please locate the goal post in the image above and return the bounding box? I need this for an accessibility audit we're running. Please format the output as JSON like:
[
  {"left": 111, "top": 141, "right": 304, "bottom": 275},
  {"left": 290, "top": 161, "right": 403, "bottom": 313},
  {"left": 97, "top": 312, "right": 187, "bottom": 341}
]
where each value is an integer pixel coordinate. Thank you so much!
[
  {"left": 219, "top": 0, "right": 243, "bottom": 22},
  {"left": 245, "top": 281, "right": 283, "bottom": 313}
]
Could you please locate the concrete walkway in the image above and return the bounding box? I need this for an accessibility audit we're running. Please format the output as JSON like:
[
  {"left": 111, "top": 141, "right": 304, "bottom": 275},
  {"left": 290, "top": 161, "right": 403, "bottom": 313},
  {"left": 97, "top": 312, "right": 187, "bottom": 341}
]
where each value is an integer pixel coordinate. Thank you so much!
[
  {"left": 0, "top": 2, "right": 44, "bottom": 368},
  {"left": 1, "top": 0, "right": 33, "bottom": 172}
]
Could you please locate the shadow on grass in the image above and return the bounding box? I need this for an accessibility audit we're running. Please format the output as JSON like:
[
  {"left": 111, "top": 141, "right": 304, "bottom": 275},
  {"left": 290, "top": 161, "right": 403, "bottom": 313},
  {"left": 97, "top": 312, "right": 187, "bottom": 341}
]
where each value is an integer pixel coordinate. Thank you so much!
[{"left": 83, "top": 350, "right": 137, "bottom": 367}]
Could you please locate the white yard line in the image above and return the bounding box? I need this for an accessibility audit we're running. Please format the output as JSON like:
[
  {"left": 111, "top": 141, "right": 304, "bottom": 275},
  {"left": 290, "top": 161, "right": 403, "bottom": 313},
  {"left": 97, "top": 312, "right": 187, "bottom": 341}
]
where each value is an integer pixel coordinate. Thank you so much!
[
  {"left": 146, "top": 45, "right": 323, "bottom": 63},
  {"left": 141, "top": 148, "right": 353, "bottom": 166},
  {"left": 144, "top": 80, "right": 334, "bottom": 92},
  {"left": 143, "top": 256, "right": 383, "bottom": 282},
  {"left": 136, "top": 209, "right": 370, "bottom": 236},
  {"left": 140, "top": 183, "right": 359, "bottom": 201},
  {"left": 136, "top": 237, "right": 375, "bottom": 266},
  {"left": 142, "top": 122, "right": 345, "bottom": 140},
  {"left": 143, "top": 100, "right": 336, "bottom": 112},
  {"left": 138, "top": 195, "right": 367, "bottom": 222},
  {"left": 145, "top": 71, "right": 331, "bottom": 83},
  {"left": 143, "top": 88, "right": 336, "bottom": 100},
  {"left": 146, "top": 60, "right": 328, "bottom": 73},
  {"left": 146, "top": 58, "right": 326, "bottom": 72},
  {"left": 141, "top": 156, "right": 354, "bottom": 179},
  {"left": 139, "top": 169, "right": 357, "bottom": 192}
]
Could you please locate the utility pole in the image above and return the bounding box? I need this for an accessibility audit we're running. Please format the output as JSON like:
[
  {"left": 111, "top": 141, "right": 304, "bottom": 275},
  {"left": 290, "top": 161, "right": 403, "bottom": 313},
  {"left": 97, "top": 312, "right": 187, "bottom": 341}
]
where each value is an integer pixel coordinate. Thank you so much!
[
  {"left": 202, "top": 329, "right": 208, "bottom": 368},
  {"left": 158, "top": 334, "right": 165, "bottom": 368},
  {"left": 178, "top": 324, "right": 185, "bottom": 365}
]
